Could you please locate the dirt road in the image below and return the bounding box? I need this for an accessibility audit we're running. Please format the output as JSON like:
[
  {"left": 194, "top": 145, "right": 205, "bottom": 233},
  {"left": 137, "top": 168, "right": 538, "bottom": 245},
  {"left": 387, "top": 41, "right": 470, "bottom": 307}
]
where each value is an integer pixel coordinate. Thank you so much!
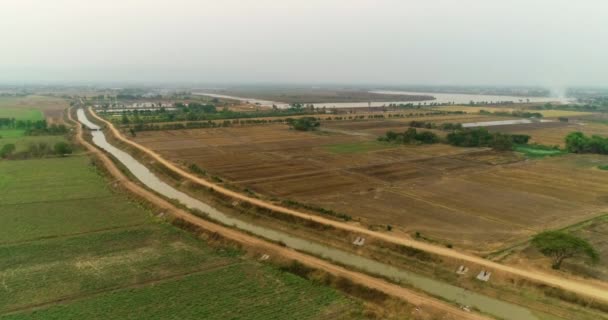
[
  {"left": 89, "top": 107, "right": 608, "bottom": 303},
  {"left": 68, "top": 109, "right": 489, "bottom": 319}
]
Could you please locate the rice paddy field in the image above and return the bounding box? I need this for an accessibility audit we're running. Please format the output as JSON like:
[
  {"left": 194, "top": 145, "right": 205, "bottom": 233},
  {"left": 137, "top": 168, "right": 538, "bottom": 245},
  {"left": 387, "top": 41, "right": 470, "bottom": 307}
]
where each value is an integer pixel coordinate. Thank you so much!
[
  {"left": 132, "top": 111, "right": 608, "bottom": 253},
  {"left": 0, "top": 156, "right": 363, "bottom": 319}
]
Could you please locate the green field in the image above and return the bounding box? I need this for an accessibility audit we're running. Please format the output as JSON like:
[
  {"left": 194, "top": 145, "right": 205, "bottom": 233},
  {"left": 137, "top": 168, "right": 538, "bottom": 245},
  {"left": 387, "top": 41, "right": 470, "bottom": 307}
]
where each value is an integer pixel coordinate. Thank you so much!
[
  {"left": 0, "top": 156, "right": 362, "bottom": 319},
  {"left": 0, "top": 157, "right": 147, "bottom": 243},
  {"left": 0, "top": 135, "right": 67, "bottom": 153},
  {"left": 2, "top": 263, "right": 356, "bottom": 320},
  {"left": 0, "top": 107, "right": 43, "bottom": 122},
  {"left": 324, "top": 141, "right": 395, "bottom": 154},
  {"left": 515, "top": 144, "right": 565, "bottom": 158},
  {"left": 0, "top": 96, "right": 62, "bottom": 142},
  {"left": 0, "top": 107, "right": 44, "bottom": 138}
]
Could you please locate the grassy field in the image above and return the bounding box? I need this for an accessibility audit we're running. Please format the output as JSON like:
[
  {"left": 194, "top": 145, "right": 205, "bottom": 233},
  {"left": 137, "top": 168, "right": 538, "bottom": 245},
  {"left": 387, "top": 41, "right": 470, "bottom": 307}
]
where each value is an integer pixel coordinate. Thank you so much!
[
  {"left": 0, "top": 157, "right": 148, "bottom": 243},
  {"left": 0, "top": 155, "right": 362, "bottom": 319},
  {"left": 0, "top": 135, "right": 68, "bottom": 154},
  {"left": 0, "top": 96, "right": 67, "bottom": 143},
  {"left": 514, "top": 144, "right": 565, "bottom": 158},
  {"left": 324, "top": 141, "right": 395, "bottom": 154},
  {"left": 436, "top": 105, "right": 593, "bottom": 118},
  {"left": 0, "top": 107, "right": 44, "bottom": 138},
  {"left": 0, "top": 96, "right": 67, "bottom": 122},
  {"left": 0, "top": 107, "right": 43, "bottom": 121},
  {"left": 2, "top": 263, "right": 356, "bottom": 320}
]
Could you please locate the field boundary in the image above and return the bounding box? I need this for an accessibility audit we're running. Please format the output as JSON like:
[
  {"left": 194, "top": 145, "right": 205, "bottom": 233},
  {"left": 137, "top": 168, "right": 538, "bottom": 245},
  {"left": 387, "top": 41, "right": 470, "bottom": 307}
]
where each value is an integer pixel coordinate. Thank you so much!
[{"left": 88, "top": 107, "right": 608, "bottom": 303}]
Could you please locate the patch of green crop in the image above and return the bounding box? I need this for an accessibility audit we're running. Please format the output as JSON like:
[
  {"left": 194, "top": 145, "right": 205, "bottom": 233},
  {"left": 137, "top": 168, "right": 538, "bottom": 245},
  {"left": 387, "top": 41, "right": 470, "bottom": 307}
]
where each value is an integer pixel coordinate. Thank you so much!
[
  {"left": 1, "top": 263, "right": 358, "bottom": 320},
  {"left": 324, "top": 141, "right": 395, "bottom": 154},
  {"left": 0, "top": 107, "right": 43, "bottom": 122},
  {"left": 515, "top": 144, "right": 565, "bottom": 158},
  {"left": 0, "top": 135, "right": 68, "bottom": 153}
]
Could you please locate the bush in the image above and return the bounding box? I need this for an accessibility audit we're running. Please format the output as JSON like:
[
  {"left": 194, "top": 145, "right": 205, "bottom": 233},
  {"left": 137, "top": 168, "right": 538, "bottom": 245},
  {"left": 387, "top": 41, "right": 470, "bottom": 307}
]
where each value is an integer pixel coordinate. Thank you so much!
[
  {"left": 565, "top": 131, "right": 608, "bottom": 154},
  {"left": 54, "top": 142, "right": 73, "bottom": 156},
  {"left": 0, "top": 143, "right": 16, "bottom": 158},
  {"left": 378, "top": 128, "right": 438, "bottom": 145},
  {"left": 288, "top": 117, "right": 320, "bottom": 131}
]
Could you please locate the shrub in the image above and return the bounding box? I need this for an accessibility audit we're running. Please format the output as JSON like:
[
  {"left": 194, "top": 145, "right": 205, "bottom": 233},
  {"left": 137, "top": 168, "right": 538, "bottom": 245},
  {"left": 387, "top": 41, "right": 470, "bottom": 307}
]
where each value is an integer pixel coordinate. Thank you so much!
[
  {"left": 0, "top": 143, "right": 16, "bottom": 158},
  {"left": 287, "top": 117, "right": 320, "bottom": 131},
  {"left": 54, "top": 142, "right": 73, "bottom": 156}
]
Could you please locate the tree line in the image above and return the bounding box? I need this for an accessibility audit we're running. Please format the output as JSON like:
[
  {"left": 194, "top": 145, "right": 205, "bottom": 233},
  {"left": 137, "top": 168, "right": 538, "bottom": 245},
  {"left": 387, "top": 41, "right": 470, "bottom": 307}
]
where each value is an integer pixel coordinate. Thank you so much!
[
  {"left": 1, "top": 141, "right": 72, "bottom": 160},
  {"left": 409, "top": 121, "right": 463, "bottom": 131},
  {"left": 379, "top": 127, "right": 530, "bottom": 151},
  {"left": 0, "top": 118, "right": 68, "bottom": 136},
  {"left": 479, "top": 109, "right": 543, "bottom": 118},
  {"left": 378, "top": 128, "right": 439, "bottom": 145},
  {"left": 446, "top": 128, "right": 530, "bottom": 151},
  {"left": 125, "top": 111, "right": 467, "bottom": 133}
]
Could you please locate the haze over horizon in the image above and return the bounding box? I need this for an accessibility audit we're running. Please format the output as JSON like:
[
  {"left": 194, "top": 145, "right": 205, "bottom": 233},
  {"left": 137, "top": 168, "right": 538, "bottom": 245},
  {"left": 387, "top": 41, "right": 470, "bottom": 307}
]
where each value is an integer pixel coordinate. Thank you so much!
[{"left": 2, "top": 0, "right": 607, "bottom": 87}]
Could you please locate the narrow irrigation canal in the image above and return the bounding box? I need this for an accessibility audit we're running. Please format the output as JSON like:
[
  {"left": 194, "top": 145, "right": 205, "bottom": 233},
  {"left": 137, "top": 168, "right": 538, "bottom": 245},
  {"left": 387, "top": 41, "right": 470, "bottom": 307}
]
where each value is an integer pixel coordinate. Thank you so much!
[{"left": 77, "top": 108, "right": 538, "bottom": 320}]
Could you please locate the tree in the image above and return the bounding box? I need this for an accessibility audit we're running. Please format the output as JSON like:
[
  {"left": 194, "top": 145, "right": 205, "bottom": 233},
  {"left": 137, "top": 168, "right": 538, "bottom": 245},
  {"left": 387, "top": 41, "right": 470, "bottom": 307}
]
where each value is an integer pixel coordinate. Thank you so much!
[
  {"left": 54, "top": 142, "right": 73, "bottom": 156},
  {"left": 415, "top": 131, "right": 439, "bottom": 144},
  {"left": 0, "top": 143, "right": 16, "bottom": 158},
  {"left": 288, "top": 117, "right": 320, "bottom": 131},
  {"left": 532, "top": 231, "right": 599, "bottom": 269},
  {"left": 492, "top": 133, "right": 514, "bottom": 151}
]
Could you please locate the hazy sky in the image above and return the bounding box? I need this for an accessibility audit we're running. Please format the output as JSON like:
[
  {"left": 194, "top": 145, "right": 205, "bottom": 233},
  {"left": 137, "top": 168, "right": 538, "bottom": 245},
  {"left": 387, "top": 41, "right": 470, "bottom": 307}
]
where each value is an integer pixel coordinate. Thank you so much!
[{"left": 2, "top": 0, "right": 607, "bottom": 87}]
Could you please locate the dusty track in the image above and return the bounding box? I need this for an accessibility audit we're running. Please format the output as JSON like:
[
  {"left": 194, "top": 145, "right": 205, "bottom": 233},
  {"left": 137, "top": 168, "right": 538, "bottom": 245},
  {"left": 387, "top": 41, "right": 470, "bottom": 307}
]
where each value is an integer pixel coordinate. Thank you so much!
[
  {"left": 89, "top": 107, "right": 608, "bottom": 303},
  {"left": 68, "top": 109, "right": 488, "bottom": 319}
]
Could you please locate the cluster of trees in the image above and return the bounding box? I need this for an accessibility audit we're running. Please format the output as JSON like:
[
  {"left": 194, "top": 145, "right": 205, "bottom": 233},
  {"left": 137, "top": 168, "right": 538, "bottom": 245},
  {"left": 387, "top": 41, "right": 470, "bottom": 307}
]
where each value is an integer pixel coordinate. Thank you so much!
[
  {"left": 469, "top": 100, "right": 516, "bottom": 105},
  {"left": 446, "top": 128, "right": 530, "bottom": 151},
  {"left": 565, "top": 132, "right": 608, "bottom": 154},
  {"left": 26, "top": 123, "right": 68, "bottom": 136},
  {"left": 378, "top": 127, "right": 533, "bottom": 151},
  {"left": 175, "top": 102, "right": 216, "bottom": 113},
  {"left": 386, "top": 111, "right": 465, "bottom": 118},
  {"left": 479, "top": 109, "right": 543, "bottom": 118},
  {"left": 113, "top": 106, "right": 321, "bottom": 125},
  {"left": 0, "top": 141, "right": 72, "bottom": 160},
  {"left": 378, "top": 128, "right": 439, "bottom": 145},
  {"left": 0, "top": 118, "right": 67, "bottom": 136},
  {"left": 408, "top": 121, "right": 463, "bottom": 131},
  {"left": 111, "top": 105, "right": 471, "bottom": 126},
  {"left": 287, "top": 117, "right": 320, "bottom": 131}
]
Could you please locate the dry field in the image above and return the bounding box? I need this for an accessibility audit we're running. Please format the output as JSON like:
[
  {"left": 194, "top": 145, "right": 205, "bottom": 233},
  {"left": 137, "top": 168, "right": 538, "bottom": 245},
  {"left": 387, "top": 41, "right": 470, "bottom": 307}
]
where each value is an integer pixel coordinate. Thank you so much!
[
  {"left": 435, "top": 105, "right": 593, "bottom": 118},
  {"left": 488, "top": 121, "right": 608, "bottom": 147},
  {"left": 0, "top": 95, "right": 68, "bottom": 124},
  {"left": 133, "top": 116, "right": 608, "bottom": 252}
]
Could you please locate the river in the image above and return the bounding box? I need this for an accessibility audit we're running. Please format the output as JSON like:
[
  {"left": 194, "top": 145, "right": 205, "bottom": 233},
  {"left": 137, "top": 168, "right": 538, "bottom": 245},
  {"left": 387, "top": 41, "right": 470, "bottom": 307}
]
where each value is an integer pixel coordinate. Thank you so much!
[
  {"left": 77, "top": 108, "right": 540, "bottom": 320},
  {"left": 194, "top": 90, "right": 561, "bottom": 109},
  {"left": 463, "top": 119, "right": 554, "bottom": 128}
]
